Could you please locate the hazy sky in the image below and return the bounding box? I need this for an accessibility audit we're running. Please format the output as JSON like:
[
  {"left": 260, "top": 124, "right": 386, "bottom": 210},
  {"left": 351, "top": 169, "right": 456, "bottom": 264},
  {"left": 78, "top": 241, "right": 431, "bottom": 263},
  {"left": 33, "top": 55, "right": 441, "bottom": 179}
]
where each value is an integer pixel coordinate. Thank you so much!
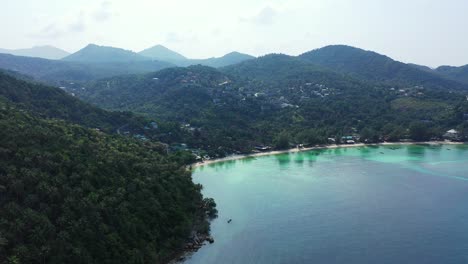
[{"left": 2, "top": 0, "right": 467, "bottom": 67}]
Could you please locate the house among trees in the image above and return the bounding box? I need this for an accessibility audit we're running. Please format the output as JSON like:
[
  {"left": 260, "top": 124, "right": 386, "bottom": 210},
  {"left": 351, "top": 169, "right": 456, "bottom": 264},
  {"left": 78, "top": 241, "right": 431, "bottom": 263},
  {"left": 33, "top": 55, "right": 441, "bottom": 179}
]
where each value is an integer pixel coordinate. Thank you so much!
[
  {"left": 341, "top": 136, "right": 356, "bottom": 144},
  {"left": 134, "top": 134, "right": 148, "bottom": 141},
  {"left": 149, "top": 121, "right": 158, "bottom": 129},
  {"left": 170, "top": 143, "right": 189, "bottom": 151},
  {"left": 144, "top": 121, "right": 158, "bottom": 130},
  {"left": 255, "top": 145, "right": 272, "bottom": 151},
  {"left": 443, "top": 129, "right": 461, "bottom": 141}
]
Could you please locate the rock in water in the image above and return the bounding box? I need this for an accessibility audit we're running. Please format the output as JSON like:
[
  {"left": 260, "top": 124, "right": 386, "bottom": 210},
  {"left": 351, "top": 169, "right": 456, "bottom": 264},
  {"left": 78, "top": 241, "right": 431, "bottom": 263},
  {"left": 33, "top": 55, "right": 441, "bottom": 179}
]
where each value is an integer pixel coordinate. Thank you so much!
[{"left": 206, "top": 236, "right": 215, "bottom": 244}]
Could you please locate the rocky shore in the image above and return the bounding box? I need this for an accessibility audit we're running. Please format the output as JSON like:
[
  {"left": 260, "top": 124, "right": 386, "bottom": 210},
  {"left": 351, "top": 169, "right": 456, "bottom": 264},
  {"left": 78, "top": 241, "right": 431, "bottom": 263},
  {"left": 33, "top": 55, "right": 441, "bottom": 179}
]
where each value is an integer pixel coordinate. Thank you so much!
[{"left": 168, "top": 232, "right": 215, "bottom": 263}]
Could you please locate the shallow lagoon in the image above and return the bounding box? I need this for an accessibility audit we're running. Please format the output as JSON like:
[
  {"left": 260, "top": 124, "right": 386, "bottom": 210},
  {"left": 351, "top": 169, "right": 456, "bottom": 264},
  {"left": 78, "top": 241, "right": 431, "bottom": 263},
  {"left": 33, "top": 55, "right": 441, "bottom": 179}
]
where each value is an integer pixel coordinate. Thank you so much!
[{"left": 184, "top": 144, "right": 468, "bottom": 264}]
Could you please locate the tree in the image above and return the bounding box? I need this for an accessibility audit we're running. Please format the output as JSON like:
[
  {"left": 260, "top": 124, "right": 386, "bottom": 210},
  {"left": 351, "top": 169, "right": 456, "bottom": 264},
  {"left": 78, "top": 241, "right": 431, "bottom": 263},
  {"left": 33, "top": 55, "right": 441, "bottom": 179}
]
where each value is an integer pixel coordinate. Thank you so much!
[
  {"left": 274, "top": 132, "right": 290, "bottom": 150},
  {"left": 409, "top": 122, "right": 431, "bottom": 141},
  {"left": 203, "top": 198, "right": 218, "bottom": 219},
  {"left": 360, "top": 128, "right": 379, "bottom": 143}
]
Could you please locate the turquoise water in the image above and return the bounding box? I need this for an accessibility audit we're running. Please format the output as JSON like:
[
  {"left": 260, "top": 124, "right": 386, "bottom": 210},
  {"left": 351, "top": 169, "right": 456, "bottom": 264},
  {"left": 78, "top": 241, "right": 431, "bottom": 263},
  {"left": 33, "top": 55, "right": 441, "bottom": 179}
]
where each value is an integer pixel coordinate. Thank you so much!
[{"left": 184, "top": 144, "right": 468, "bottom": 264}]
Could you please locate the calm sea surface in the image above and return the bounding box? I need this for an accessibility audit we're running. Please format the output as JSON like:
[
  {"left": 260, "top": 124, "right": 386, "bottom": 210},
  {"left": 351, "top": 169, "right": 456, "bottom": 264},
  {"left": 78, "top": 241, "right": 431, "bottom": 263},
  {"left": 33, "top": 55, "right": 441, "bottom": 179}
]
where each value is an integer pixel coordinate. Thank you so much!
[{"left": 184, "top": 144, "right": 468, "bottom": 264}]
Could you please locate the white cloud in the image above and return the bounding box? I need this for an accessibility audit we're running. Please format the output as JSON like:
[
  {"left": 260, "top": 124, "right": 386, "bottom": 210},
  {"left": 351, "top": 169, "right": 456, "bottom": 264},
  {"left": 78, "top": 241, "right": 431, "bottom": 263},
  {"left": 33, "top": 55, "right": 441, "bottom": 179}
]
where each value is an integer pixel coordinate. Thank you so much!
[
  {"left": 252, "top": 6, "right": 278, "bottom": 25},
  {"left": 68, "top": 12, "right": 86, "bottom": 33},
  {"left": 240, "top": 6, "right": 279, "bottom": 25},
  {"left": 93, "top": 1, "right": 114, "bottom": 22},
  {"left": 29, "top": 1, "right": 115, "bottom": 40},
  {"left": 165, "top": 32, "right": 182, "bottom": 43},
  {"left": 33, "top": 23, "right": 64, "bottom": 39}
]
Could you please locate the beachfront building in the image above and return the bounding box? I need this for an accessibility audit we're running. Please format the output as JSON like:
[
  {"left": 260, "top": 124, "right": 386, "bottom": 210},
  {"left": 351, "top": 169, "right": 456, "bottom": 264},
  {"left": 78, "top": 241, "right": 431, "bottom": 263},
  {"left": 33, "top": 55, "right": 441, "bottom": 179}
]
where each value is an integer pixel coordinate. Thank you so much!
[
  {"left": 443, "top": 129, "right": 461, "bottom": 141},
  {"left": 341, "top": 136, "right": 356, "bottom": 144},
  {"left": 255, "top": 145, "right": 272, "bottom": 151}
]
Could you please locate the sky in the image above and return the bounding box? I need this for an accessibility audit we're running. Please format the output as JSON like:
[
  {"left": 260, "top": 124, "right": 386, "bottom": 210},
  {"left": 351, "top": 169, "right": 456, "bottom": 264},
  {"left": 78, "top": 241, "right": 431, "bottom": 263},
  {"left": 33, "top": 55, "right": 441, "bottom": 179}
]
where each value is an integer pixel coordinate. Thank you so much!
[{"left": 1, "top": 0, "right": 468, "bottom": 67}]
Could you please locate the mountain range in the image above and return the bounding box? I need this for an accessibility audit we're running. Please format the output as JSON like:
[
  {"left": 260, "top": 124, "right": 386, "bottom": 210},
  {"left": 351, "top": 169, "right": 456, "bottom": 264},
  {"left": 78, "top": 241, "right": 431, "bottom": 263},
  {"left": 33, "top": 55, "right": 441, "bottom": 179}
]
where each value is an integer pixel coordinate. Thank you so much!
[
  {"left": 2, "top": 43, "right": 468, "bottom": 87},
  {"left": 0, "top": 44, "right": 255, "bottom": 84},
  {"left": 0, "top": 45, "right": 70, "bottom": 60},
  {"left": 0, "top": 53, "right": 173, "bottom": 85},
  {"left": 64, "top": 43, "right": 256, "bottom": 67}
]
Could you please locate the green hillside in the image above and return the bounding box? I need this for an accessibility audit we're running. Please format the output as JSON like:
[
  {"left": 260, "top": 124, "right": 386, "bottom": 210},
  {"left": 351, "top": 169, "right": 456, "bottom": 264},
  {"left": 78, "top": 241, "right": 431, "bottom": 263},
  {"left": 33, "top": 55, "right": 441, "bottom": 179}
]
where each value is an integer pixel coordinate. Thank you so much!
[
  {"left": 0, "top": 72, "right": 147, "bottom": 133},
  {"left": 299, "top": 45, "right": 468, "bottom": 91},
  {"left": 71, "top": 57, "right": 468, "bottom": 156},
  {"left": 436, "top": 65, "right": 468, "bottom": 84},
  {"left": 0, "top": 73, "right": 216, "bottom": 263}
]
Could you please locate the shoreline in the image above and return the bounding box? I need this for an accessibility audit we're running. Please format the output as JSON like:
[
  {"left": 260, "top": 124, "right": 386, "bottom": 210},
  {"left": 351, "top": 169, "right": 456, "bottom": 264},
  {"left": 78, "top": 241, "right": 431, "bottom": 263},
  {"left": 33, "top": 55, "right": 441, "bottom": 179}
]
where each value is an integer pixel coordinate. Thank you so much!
[
  {"left": 180, "top": 140, "right": 465, "bottom": 263},
  {"left": 193, "top": 141, "right": 465, "bottom": 168}
]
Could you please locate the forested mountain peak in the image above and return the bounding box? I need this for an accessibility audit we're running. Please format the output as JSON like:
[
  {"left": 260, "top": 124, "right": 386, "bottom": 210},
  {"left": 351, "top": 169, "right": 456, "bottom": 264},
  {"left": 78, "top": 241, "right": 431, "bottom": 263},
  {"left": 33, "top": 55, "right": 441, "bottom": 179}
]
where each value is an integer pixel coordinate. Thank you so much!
[
  {"left": 139, "top": 44, "right": 188, "bottom": 62},
  {"left": 170, "top": 51, "right": 255, "bottom": 68},
  {"left": 301, "top": 45, "right": 386, "bottom": 60},
  {"left": 217, "top": 51, "right": 255, "bottom": 61},
  {"left": 209, "top": 51, "right": 254, "bottom": 65},
  {"left": 222, "top": 53, "right": 329, "bottom": 82},
  {"left": 299, "top": 45, "right": 410, "bottom": 76},
  {"left": 63, "top": 44, "right": 150, "bottom": 63},
  {"left": 299, "top": 45, "right": 468, "bottom": 90}
]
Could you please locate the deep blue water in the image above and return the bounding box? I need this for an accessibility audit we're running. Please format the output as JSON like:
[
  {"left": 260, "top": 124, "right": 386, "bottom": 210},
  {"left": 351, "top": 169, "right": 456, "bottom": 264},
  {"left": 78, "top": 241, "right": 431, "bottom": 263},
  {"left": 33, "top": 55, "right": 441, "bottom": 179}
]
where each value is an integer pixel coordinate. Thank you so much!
[{"left": 184, "top": 144, "right": 468, "bottom": 264}]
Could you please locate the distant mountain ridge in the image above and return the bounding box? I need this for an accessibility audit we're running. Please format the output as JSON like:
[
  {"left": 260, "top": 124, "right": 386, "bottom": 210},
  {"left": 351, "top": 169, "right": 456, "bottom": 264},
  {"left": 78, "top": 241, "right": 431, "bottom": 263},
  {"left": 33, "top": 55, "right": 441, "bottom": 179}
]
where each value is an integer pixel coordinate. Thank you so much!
[
  {"left": 188, "top": 51, "right": 256, "bottom": 67},
  {"left": 1, "top": 43, "right": 467, "bottom": 92},
  {"left": 0, "top": 45, "right": 70, "bottom": 60},
  {"left": 435, "top": 65, "right": 468, "bottom": 84},
  {"left": 60, "top": 43, "right": 255, "bottom": 67},
  {"left": 0, "top": 53, "right": 173, "bottom": 84},
  {"left": 139, "top": 44, "right": 187, "bottom": 62},
  {"left": 1, "top": 43, "right": 467, "bottom": 73},
  {"left": 63, "top": 44, "right": 149, "bottom": 63},
  {"left": 138, "top": 44, "right": 255, "bottom": 67}
]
